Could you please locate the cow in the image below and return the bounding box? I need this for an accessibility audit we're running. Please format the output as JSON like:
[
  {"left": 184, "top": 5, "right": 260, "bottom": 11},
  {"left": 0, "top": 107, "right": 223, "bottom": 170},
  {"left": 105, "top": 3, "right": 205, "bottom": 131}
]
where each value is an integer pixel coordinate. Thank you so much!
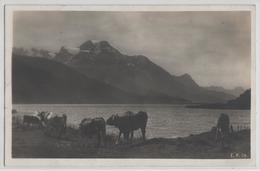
[
  {"left": 106, "top": 111, "right": 148, "bottom": 144},
  {"left": 38, "top": 111, "right": 67, "bottom": 138},
  {"left": 79, "top": 117, "right": 106, "bottom": 146},
  {"left": 37, "top": 111, "right": 53, "bottom": 126},
  {"left": 23, "top": 111, "right": 43, "bottom": 128},
  {"left": 215, "top": 113, "right": 230, "bottom": 145}
]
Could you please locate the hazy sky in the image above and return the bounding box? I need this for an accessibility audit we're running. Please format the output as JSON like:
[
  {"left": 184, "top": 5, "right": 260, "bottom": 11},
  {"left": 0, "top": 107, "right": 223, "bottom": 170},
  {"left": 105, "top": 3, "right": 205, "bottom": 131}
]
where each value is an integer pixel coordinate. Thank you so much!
[{"left": 13, "top": 11, "right": 251, "bottom": 89}]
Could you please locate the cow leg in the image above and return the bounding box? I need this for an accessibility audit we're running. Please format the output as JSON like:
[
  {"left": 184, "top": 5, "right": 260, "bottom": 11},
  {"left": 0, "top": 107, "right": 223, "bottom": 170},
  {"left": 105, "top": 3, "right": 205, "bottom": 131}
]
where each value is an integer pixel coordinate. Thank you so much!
[
  {"left": 124, "top": 132, "right": 129, "bottom": 143},
  {"left": 98, "top": 130, "right": 105, "bottom": 147},
  {"left": 99, "top": 131, "right": 104, "bottom": 147},
  {"left": 141, "top": 128, "right": 146, "bottom": 141},
  {"left": 61, "top": 126, "right": 66, "bottom": 137},
  {"left": 123, "top": 133, "right": 127, "bottom": 142},
  {"left": 97, "top": 131, "right": 101, "bottom": 147},
  {"left": 130, "top": 131, "right": 134, "bottom": 143},
  {"left": 101, "top": 128, "right": 106, "bottom": 147},
  {"left": 116, "top": 131, "right": 122, "bottom": 144},
  {"left": 215, "top": 128, "right": 219, "bottom": 142},
  {"left": 102, "top": 127, "right": 106, "bottom": 146},
  {"left": 59, "top": 128, "right": 64, "bottom": 139}
]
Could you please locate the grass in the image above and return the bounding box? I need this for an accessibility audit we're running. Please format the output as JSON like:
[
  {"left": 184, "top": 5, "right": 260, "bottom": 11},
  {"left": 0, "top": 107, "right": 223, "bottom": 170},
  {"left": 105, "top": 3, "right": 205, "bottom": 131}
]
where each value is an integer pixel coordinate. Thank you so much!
[{"left": 12, "top": 116, "right": 250, "bottom": 158}]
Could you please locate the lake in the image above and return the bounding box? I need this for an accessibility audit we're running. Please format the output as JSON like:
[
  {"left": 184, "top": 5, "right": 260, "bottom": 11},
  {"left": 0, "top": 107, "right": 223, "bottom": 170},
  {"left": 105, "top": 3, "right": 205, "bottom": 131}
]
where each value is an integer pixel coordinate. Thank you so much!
[{"left": 13, "top": 104, "right": 250, "bottom": 138}]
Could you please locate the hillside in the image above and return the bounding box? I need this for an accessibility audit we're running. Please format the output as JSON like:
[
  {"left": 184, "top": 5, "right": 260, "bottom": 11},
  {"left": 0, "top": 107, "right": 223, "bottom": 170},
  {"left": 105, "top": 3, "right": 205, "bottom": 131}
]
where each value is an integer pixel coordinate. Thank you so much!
[
  {"left": 12, "top": 55, "right": 189, "bottom": 104},
  {"left": 226, "top": 89, "right": 250, "bottom": 109},
  {"left": 54, "top": 40, "right": 234, "bottom": 103},
  {"left": 187, "top": 89, "right": 251, "bottom": 110},
  {"left": 204, "top": 86, "right": 245, "bottom": 97}
]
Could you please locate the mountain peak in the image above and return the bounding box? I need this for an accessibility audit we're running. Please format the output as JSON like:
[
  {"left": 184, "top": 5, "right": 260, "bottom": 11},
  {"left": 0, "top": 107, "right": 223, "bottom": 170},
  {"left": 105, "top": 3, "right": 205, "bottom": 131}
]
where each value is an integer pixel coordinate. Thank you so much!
[
  {"left": 180, "top": 73, "right": 192, "bottom": 79},
  {"left": 79, "top": 40, "right": 95, "bottom": 50},
  {"left": 98, "top": 40, "right": 110, "bottom": 46},
  {"left": 79, "top": 40, "right": 120, "bottom": 54},
  {"left": 176, "top": 73, "right": 199, "bottom": 88}
]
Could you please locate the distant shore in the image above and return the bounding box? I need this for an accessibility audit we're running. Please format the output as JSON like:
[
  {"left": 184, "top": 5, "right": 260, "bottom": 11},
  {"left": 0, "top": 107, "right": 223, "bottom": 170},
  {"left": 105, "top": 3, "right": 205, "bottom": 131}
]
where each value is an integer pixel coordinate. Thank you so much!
[
  {"left": 186, "top": 103, "right": 250, "bottom": 110},
  {"left": 186, "top": 89, "right": 250, "bottom": 110},
  {"left": 12, "top": 124, "right": 250, "bottom": 158}
]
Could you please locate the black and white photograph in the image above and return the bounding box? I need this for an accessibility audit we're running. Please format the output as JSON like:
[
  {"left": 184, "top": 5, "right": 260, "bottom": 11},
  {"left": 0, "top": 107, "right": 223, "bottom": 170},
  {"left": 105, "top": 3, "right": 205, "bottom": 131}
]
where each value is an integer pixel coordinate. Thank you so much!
[{"left": 3, "top": 4, "right": 257, "bottom": 167}]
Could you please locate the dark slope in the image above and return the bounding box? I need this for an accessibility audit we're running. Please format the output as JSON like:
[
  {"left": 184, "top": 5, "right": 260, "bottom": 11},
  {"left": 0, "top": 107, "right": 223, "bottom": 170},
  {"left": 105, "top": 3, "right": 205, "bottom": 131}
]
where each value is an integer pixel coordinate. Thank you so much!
[
  {"left": 187, "top": 89, "right": 251, "bottom": 110},
  {"left": 12, "top": 55, "right": 189, "bottom": 104},
  {"left": 226, "top": 89, "right": 250, "bottom": 109},
  {"left": 55, "top": 40, "right": 234, "bottom": 103},
  {"left": 204, "top": 86, "right": 245, "bottom": 97}
]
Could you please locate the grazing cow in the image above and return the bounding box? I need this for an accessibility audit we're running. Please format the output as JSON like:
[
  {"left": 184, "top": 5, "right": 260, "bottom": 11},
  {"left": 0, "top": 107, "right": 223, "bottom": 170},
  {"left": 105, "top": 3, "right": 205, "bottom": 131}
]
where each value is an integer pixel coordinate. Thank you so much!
[
  {"left": 215, "top": 113, "right": 230, "bottom": 144},
  {"left": 79, "top": 117, "right": 106, "bottom": 146},
  {"left": 23, "top": 112, "right": 42, "bottom": 127},
  {"left": 39, "top": 111, "right": 67, "bottom": 138},
  {"left": 106, "top": 111, "right": 148, "bottom": 144},
  {"left": 37, "top": 111, "right": 53, "bottom": 126}
]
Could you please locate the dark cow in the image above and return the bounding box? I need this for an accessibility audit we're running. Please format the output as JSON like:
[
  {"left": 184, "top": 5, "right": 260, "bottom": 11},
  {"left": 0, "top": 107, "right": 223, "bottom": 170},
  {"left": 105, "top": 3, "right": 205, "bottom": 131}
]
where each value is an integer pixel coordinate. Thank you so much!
[
  {"left": 79, "top": 117, "right": 106, "bottom": 146},
  {"left": 23, "top": 115, "right": 42, "bottom": 127},
  {"left": 36, "top": 111, "right": 52, "bottom": 126},
  {"left": 107, "top": 111, "right": 148, "bottom": 144},
  {"left": 39, "top": 112, "right": 67, "bottom": 138},
  {"left": 215, "top": 113, "right": 230, "bottom": 144}
]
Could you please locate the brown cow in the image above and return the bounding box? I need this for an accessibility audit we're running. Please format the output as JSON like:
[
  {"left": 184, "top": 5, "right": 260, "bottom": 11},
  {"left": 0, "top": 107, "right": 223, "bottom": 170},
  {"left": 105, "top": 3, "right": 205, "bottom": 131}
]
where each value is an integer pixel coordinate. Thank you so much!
[
  {"left": 23, "top": 115, "right": 42, "bottom": 127},
  {"left": 106, "top": 111, "right": 148, "bottom": 144},
  {"left": 79, "top": 117, "right": 106, "bottom": 146},
  {"left": 38, "top": 111, "right": 67, "bottom": 138},
  {"left": 215, "top": 113, "right": 230, "bottom": 146}
]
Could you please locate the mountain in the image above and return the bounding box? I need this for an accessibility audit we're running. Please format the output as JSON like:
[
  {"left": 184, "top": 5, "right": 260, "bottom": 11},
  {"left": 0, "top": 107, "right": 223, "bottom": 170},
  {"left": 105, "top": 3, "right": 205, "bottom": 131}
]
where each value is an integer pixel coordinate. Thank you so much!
[
  {"left": 204, "top": 86, "right": 245, "bottom": 97},
  {"left": 187, "top": 89, "right": 251, "bottom": 110},
  {"left": 12, "top": 54, "right": 189, "bottom": 104},
  {"left": 226, "top": 89, "right": 250, "bottom": 109},
  {"left": 54, "top": 40, "right": 234, "bottom": 103}
]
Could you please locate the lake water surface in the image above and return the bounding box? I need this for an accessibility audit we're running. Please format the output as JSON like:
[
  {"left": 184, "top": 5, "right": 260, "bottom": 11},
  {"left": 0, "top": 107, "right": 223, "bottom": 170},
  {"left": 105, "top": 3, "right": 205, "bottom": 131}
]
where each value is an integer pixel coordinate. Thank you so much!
[{"left": 13, "top": 104, "right": 250, "bottom": 138}]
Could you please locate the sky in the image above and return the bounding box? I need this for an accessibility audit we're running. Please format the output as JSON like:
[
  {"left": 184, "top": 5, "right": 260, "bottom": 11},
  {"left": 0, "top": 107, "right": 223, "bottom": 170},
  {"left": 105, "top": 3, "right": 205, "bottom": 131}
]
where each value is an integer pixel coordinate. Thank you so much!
[{"left": 13, "top": 11, "right": 251, "bottom": 89}]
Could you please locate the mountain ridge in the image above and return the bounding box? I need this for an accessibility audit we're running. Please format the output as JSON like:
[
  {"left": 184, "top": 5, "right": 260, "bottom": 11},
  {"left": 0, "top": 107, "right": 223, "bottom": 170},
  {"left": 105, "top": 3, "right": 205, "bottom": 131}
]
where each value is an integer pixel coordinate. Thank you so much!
[
  {"left": 204, "top": 86, "right": 245, "bottom": 97},
  {"left": 12, "top": 40, "right": 236, "bottom": 104},
  {"left": 53, "top": 40, "right": 234, "bottom": 103},
  {"left": 12, "top": 54, "right": 190, "bottom": 104},
  {"left": 186, "top": 89, "right": 250, "bottom": 110}
]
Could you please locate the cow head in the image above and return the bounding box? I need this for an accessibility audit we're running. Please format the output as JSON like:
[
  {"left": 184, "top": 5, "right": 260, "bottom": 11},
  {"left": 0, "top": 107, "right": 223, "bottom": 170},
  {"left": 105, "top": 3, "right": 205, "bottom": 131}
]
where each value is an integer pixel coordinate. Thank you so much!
[
  {"left": 106, "top": 114, "right": 119, "bottom": 126},
  {"left": 36, "top": 111, "right": 51, "bottom": 125},
  {"left": 37, "top": 112, "right": 44, "bottom": 120},
  {"left": 79, "top": 118, "right": 92, "bottom": 128}
]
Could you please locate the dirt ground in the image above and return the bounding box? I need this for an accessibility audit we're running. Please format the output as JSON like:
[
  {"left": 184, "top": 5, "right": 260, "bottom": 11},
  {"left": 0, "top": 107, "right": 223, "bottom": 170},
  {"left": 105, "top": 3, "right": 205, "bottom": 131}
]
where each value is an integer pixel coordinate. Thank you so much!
[{"left": 12, "top": 124, "right": 250, "bottom": 159}]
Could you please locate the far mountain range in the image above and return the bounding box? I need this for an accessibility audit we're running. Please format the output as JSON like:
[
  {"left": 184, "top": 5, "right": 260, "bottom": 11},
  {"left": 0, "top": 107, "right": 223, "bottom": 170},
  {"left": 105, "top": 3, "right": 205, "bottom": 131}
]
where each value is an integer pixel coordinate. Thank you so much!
[
  {"left": 203, "top": 86, "right": 244, "bottom": 97},
  {"left": 12, "top": 40, "right": 246, "bottom": 104}
]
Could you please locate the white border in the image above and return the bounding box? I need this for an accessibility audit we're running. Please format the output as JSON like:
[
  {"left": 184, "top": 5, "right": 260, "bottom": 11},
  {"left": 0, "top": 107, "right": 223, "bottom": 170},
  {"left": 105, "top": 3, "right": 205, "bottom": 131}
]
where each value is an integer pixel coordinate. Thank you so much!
[{"left": 0, "top": 1, "right": 259, "bottom": 169}]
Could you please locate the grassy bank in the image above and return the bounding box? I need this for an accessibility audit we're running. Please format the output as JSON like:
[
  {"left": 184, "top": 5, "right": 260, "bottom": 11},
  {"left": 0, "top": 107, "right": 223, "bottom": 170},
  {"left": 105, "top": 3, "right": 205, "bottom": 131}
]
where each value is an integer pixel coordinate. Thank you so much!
[{"left": 12, "top": 123, "right": 250, "bottom": 158}]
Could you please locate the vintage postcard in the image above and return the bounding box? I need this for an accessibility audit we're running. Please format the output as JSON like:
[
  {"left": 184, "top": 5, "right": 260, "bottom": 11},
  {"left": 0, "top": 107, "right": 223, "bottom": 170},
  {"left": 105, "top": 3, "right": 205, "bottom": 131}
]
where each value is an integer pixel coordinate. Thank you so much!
[{"left": 3, "top": 4, "right": 257, "bottom": 167}]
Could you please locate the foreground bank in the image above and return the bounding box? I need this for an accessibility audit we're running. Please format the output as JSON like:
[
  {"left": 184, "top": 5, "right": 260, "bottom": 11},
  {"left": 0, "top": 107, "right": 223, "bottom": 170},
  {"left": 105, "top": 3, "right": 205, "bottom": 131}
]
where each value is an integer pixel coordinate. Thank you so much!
[{"left": 12, "top": 125, "right": 250, "bottom": 158}]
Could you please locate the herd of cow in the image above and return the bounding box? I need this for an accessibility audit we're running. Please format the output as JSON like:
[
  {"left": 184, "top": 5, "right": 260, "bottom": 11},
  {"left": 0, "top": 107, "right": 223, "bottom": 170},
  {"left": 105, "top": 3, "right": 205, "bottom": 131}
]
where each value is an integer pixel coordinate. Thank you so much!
[
  {"left": 21, "top": 110, "right": 232, "bottom": 147},
  {"left": 22, "top": 111, "right": 148, "bottom": 146}
]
